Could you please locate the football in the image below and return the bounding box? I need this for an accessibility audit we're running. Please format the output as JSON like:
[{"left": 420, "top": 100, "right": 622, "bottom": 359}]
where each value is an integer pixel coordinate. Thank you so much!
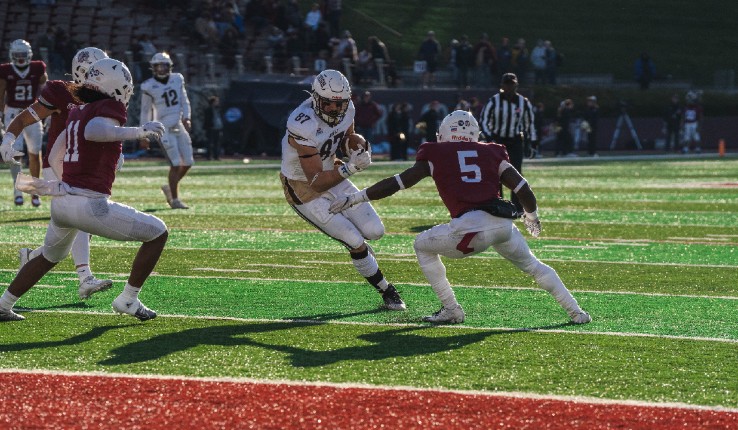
[{"left": 340, "top": 133, "right": 368, "bottom": 156}]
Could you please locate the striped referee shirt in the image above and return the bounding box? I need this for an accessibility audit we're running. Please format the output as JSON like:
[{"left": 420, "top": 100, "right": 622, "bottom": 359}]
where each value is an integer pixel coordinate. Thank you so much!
[{"left": 479, "top": 92, "right": 537, "bottom": 142}]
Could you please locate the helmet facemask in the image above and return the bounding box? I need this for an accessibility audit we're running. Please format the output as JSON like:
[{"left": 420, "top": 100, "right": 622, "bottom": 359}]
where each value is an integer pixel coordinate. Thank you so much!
[
  {"left": 311, "top": 69, "right": 351, "bottom": 127},
  {"left": 9, "top": 39, "right": 32, "bottom": 68}
]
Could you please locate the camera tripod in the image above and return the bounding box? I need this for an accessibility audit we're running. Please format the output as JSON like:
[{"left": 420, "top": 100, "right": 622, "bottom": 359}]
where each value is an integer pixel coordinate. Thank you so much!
[{"left": 609, "top": 110, "right": 642, "bottom": 150}]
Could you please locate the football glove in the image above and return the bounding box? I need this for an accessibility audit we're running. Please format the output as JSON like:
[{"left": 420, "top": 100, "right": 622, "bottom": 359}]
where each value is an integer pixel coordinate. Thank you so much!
[
  {"left": 329, "top": 189, "right": 369, "bottom": 214},
  {"left": 349, "top": 147, "right": 371, "bottom": 170},
  {"left": 1, "top": 133, "right": 24, "bottom": 165},
  {"left": 138, "top": 121, "right": 165, "bottom": 140},
  {"left": 523, "top": 210, "right": 541, "bottom": 238}
]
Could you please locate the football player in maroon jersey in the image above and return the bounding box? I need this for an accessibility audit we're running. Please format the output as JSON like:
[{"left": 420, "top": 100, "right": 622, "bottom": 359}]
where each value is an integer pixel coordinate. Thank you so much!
[
  {"left": 0, "top": 39, "right": 47, "bottom": 206},
  {"left": 0, "top": 59, "right": 168, "bottom": 322},
  {"left": 329, "top": 110, "right": 591, "bottom": 325},
  {"left": 2, "top": 47, "right": 114, "bottom": 301}
]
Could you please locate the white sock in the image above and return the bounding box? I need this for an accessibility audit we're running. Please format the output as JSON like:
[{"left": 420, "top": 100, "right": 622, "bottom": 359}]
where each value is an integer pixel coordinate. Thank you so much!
[
  {"left": 76, "top": 265, "right": 93, "bottom": 282},
  {"left": 417, "top": 251, "right": 459, "bottom": 308},
  {"left": 11, "top": 164, "right": 22, "bottom": 197},
  {"left": 351, "top": 247, "right": 389, "bottom": 291},
  {"left": 121, "top": 283, "right": 141, "bottom": 301},
  {"left": 71, "top": 232, "right": 91, "bottom": 269},
  {"left": 534, "top": 263, "right": 582, "bottom": 314},
  {"left": 29, "top": 247, "right": 42, "bottom": 260},
  {"left": 0, "top": 290, "right": 19, "bottom": 310}
]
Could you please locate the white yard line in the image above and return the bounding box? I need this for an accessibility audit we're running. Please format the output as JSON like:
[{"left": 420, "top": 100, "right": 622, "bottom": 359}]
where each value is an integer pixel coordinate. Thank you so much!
[{"left": 15, "top": 310, "right": 738, "bottom": 345}]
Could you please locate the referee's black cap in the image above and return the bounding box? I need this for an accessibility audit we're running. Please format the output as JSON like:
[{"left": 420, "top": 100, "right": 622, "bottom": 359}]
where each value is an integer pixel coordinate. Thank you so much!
[{"left": 501, "top": 73, "right": 518, "bottom": 84}]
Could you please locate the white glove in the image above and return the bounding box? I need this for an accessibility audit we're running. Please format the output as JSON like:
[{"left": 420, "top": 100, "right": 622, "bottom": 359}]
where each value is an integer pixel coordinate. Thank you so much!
[
  {"left": 329, "top": 189, "right": 369, "bottom": 214},
  {"left": 337, "top": 148, "right": 371, "bottom": 178},
  {"left": 116, "top": 153, "right": 124, "bottom": 171},
  {"left": 1, "top": 133, "right": 24, "bottom": 165},
  {"left": 349, "top": 147, "right": 371, "bottom": 170},
  {"left": 138, "top": 121, "right": 165, "bottom": 140},
  {"left": 523, "top": 210, "right": 541, "bottom": 238}
]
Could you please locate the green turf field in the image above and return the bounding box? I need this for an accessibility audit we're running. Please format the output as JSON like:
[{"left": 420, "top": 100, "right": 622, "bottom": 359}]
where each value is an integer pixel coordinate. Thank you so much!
[{"left": 0, "top": 156, "right": 736, "bottom": 408}]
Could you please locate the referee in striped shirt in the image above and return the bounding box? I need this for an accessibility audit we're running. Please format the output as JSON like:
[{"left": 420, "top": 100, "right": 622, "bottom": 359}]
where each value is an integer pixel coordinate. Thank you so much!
[{"left": 479, "top": 72, "right": 537, "bottom": 211}]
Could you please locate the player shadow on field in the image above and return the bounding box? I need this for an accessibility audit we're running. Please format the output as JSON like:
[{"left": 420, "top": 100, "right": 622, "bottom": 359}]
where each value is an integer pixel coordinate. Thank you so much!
[
  {"left": 0, "top": 324, "right": 137, "bottom": 353},
  {"left": 5, "top": 216, "right": 51, "bottom": 223},
  {"left": 97, "top": 319, "right": 570, "bottom": 367}
]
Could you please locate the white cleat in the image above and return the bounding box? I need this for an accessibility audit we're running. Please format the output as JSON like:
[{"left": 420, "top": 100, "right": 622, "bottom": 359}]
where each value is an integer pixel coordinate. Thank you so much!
[
  {"left": 112, "top": 296, "right": 157, "bottom": 321},
  {"left": 78, "top": 276, "right": 114, "bottom": 300},
  {"left": 569, "top": 310, "right": 592, "bottom": 324},
  {"left": 18, "top": 247, "right": 31, "bottom": 271},
  {"left": 422, "top": 304, "right": 465, "bottom": 324},
  {"left": 0, "top": 308, "right": 25, "bottom": 321},
  {"left": 169, "top": 198, "right": 189, "bottom": 209},
  {"left": 161, "top": 185, "right": 173, "bottom": 204}
]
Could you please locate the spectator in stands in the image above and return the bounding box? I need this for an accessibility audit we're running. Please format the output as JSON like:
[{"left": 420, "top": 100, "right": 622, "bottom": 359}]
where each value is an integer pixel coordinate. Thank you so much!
[
  {"left": 129, "top": 35, "right": 145, "bottom": 82},
  {"left": 418, "top": 100, "right": 443, "bottom": 143},
  {"left": 204, "top": 95, "right": 224, "bottom": 160},
  {"left": 454, "top": 35, "right": 474, "bottom": 89},
  {"left": 387, "top": 102, "right": 411, "bottom": 160},
  {"left": 473, "top": 33, "right": 496, "bottom": 88},
  {"left": 195, "top": 12, "right": 220, "bottom": 48},
  {"left": 267, "top": 26, "right": 288, "bottom": 70},
  {"left": 530, "top": 39, "right": 547, "bottom": 85},
  {"left": 582, "top": 96, "right": 599, "bottom": 157},
  {"left": 283, "top": 0, "right": 302, "bottom": 31},
  {"left": 336, "top": 30, "right": 358, "bottom": 65},
  {"left": 663, "top": 93, "right": 682, "bottom": 152},
  {"left": 35, "top": 28, "right": 58, "bottom": 75},
  {"left": 531, "top": 101, "right": 546, "bottom": 158},
  {"left": 219, "top": 25, "right": 240, "bottom": 69},
  {"left": 324, "top": 0, "right": 343, "bottom": 38},
  {"left": 511, "top": 38, "right": 529, "bottom": 85},
  {"left": 497, "top": 37, "right": 512, "bottom": 75},
  {"left": 555, "top": 98, "right": 575, "bottom": 156},
  {"left": 354, "top": 91, "right": 382, "bottom": 144},
  {"left": 544, "top": 40, "right": 558, "bottom": 85},
  {"left": 448, "top": 39, "right": 459, "bottom": 84},
  {"left": 368, "top": 36, "right": 392, "bottom": 84},
  {"left": 634, "top": 52, "right": 656, "bottom": 90},
  {"left": 304, "top": 3, "right": 322, "bottom": 31},
  {"left": 355, "top": 47, "right": 373, "bottom": 85},
  {"left": 418, "top": 31, "right": 441, "bottom": 89}
]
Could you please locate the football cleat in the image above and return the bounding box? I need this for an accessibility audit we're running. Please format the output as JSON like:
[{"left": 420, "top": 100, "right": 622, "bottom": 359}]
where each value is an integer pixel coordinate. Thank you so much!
[
  {"left": 78, "top": 276, "right": 114, "bottom": 300},
  {"left": 161, "top": 185, "right": 173, "bottom": 204},
  {"left": 422, "top": 304, "right": 465, "bottom": 324},
  {"left": 31, "top": 195, "right": 41, "bottom": 207},
  {"left": 381, "top": 284, "right": 406, "bottom": 311},
  {"left": 18, "top": 247, "right": 31, "bottom": 271},
  {"left": 112, "top": 296, "right": 157, "bottom": 321},
  {"left": 569, "top": 310, "right": 592, "bottom": 324},
  {"left": 0, "top": 308, "right": 25, "bottom": 321},
  {"left": 14, "top": 195, "right": 24, "bottom": 206},
  {"left": 169, "top": 198, "right": 189, "bottom": 209}
]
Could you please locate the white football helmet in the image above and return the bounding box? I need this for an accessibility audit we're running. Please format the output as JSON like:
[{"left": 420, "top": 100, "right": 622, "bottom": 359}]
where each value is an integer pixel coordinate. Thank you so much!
[
  {"left": 71, "top": 47, "right": 108, "bottom": 84},
  {"left": 311, "top": 69, "right": 351, "bottom": 127},
  {"left": 84, "top": 58, "right": 134, "bottom": 105},
  {"left": 437, "top": 110, "right": 480, "bottom": 143},
  {"left": 150, "top": 52, "right": 173, "bottom": 78},
  {"left": 9, "top": 39, "right": 33, "bottom": 68}
]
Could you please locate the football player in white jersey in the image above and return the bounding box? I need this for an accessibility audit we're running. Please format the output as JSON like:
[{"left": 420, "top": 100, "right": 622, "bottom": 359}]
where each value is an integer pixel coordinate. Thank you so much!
[
  {"left": 280, "top": 69, "right": 405, "bottom": 311},
  {"left": 140, "top": 52, "right": 193, "bottom": 209}
]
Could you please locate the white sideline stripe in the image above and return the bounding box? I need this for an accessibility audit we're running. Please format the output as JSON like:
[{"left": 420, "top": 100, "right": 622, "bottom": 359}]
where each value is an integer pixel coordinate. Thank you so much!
[
  {"left": 668, "top": 237, "right": 730, "bottom": 241},
  {"left": 1, "top": 269, "right": 736, "bottom": 300},
  {"left": 1, "top": 368, "right": 736, "bottom": 413},
  {"left": 36, "top": 284, "right": 65, "bottom": 289},
  {"left": 3, "top": 243, "right": 735, "bottom": 269},
  {"left": 19, "top": 310, "right": 738, "bottom": 345},
  {"left": 543, "top": 245, "right": 608, "bottom": 250}
]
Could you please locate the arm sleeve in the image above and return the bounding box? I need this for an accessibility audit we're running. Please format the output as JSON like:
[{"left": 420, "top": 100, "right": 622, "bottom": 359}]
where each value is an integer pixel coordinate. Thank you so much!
[
  {"left": 85, "top": 117, "right": 141, "bottom": 142},
  {"left": 181, "top": 79, "right": 191, "bottom": 120},
  {"left": 140, "top": 90, "right": 153, "bottom": 123}
]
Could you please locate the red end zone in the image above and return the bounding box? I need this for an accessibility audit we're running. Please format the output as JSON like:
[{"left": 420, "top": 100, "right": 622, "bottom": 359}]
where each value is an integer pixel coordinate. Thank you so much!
[{"left": 1, "top": 372, "right": 736, "bottom": 429}]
